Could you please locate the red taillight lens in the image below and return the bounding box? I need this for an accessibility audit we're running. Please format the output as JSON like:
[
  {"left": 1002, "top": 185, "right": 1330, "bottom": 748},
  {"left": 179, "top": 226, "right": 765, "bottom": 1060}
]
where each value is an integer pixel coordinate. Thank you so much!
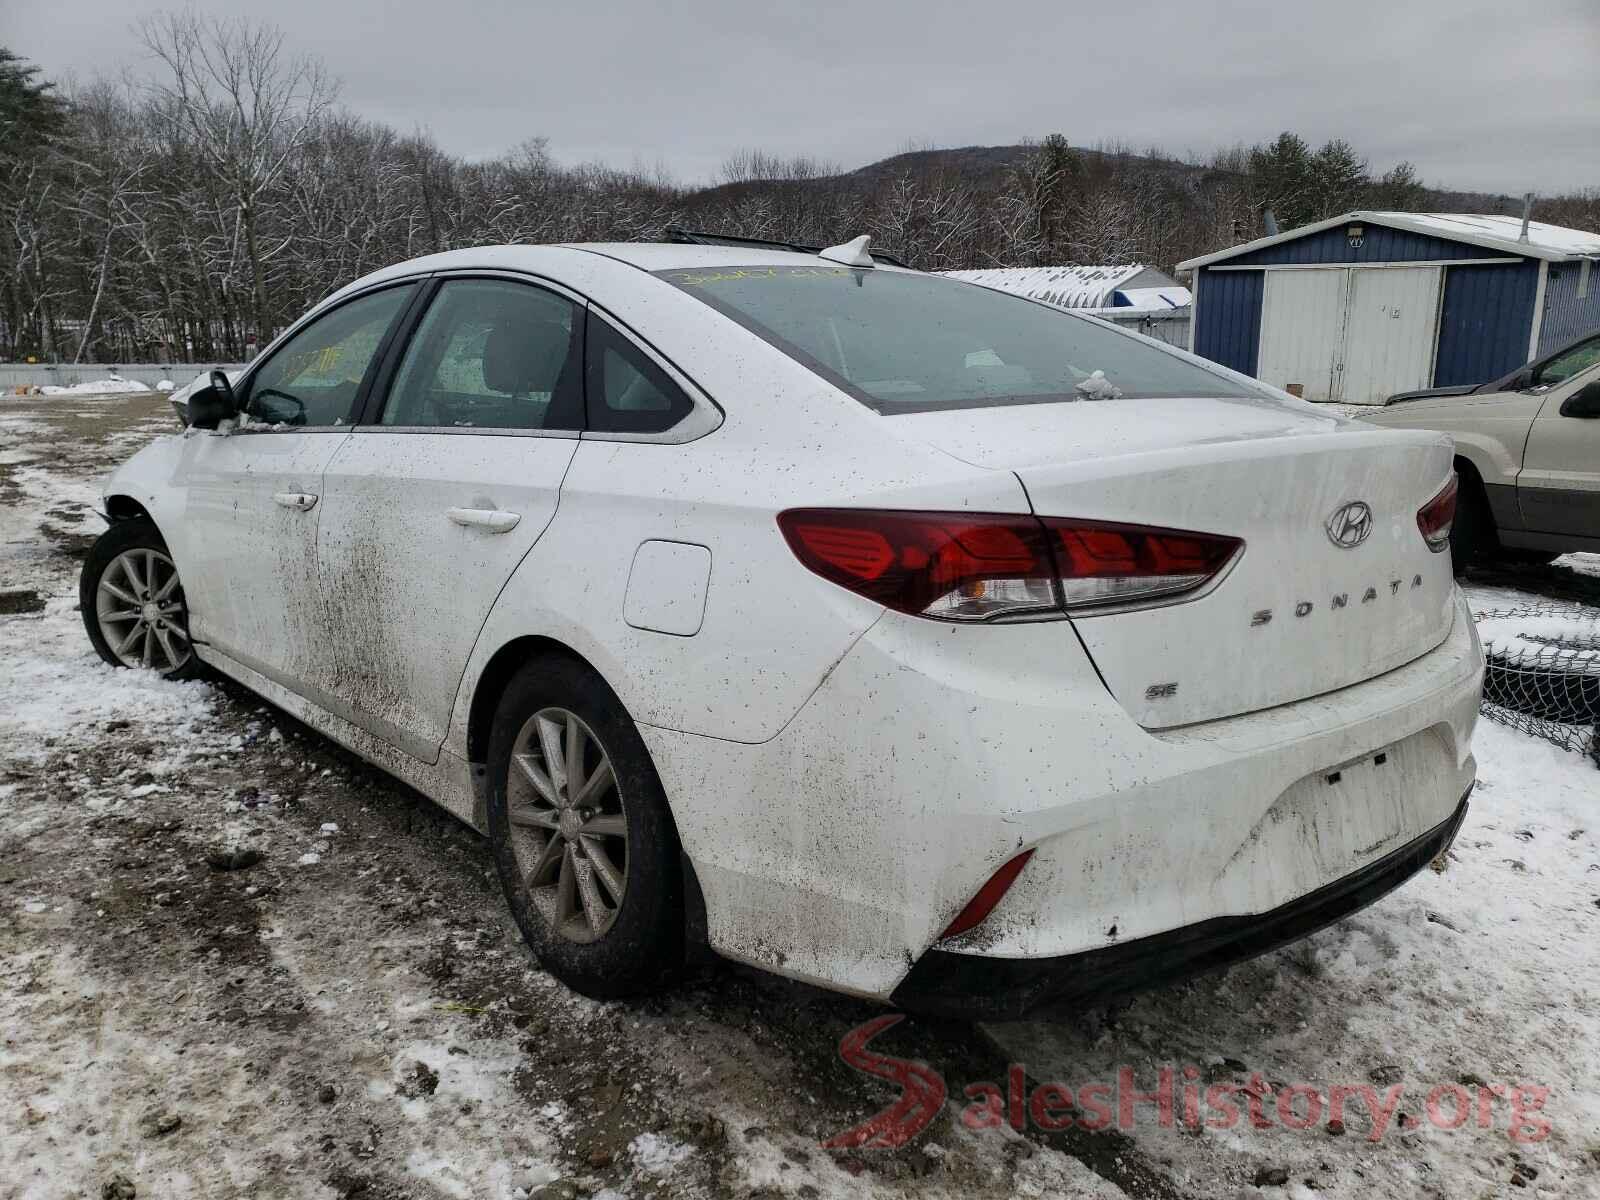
[
  {"left": 1044, "top": 519, "right": 1242, "bottom": 609},
  {"left": 777, "top": 509, "right": 1059, "bottom": 621},
  {"left": 1417, "top": 475, "right": 1457, "bottom": 553},
  {"left": 940, "top": 849, "right": 1034, "bottom": 939},
  {"left": 778, "top": 509, "right": 1241, "bottom": 620}
]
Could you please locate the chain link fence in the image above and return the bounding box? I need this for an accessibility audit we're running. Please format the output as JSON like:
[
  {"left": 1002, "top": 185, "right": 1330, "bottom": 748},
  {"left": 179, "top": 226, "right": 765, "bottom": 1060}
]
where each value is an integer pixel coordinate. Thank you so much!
[{"left": 1474, "top": 603, "right": 1600, "bottom": 766}]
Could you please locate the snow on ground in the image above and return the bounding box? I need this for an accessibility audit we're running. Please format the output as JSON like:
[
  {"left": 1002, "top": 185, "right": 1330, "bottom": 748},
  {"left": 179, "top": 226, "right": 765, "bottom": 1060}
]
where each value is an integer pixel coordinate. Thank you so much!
[
  {"left": 3, "top": 390, "right": 1598, "bottom": 1200},
  {"left": 0, "top": 594, "right": 215, "bottom": 771},
  {"left": 37, "top": 375, "right": 151, "bottom": 396}
]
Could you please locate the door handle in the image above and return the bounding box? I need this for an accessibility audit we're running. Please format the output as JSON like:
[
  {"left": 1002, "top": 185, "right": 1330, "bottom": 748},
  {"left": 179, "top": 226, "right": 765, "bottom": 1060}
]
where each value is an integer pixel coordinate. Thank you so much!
[
  {"left": 446, "top": 507, "right": 521, "bottom": 533},
  {"left": 273, "top": 492, "right": 318, "bottom": 511}
]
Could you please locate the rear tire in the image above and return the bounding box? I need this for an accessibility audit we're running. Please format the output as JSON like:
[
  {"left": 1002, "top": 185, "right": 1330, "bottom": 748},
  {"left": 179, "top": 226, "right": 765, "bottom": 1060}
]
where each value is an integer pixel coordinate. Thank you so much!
[
  {"left": 79, "top": 518, "right": 204, "bottom": 680},
  {"left": 486, "top": 655, "right": 684, "bottom": 999}
]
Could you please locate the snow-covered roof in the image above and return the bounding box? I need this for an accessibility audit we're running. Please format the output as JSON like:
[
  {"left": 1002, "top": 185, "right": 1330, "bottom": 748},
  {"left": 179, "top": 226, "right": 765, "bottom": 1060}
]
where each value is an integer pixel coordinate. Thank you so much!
[
  {"left": 1114, "top": 286, "right": 1191, "bottom": 311},
  {"left": 1177, "top": 211, "right": 1600, "bottom": 270},
  {"left": 943, "top": 264, "right": 1153, "bottom": 309}
]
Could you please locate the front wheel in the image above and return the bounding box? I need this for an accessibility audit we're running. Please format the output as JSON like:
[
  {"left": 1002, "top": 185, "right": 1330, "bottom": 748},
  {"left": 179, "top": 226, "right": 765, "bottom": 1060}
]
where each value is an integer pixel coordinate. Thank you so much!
[
  {"left": 79, "top": 518, "right": 203, "bottom": 680},
  {"left": 486, "top": 656, "right": 684, "bottom": 999}
]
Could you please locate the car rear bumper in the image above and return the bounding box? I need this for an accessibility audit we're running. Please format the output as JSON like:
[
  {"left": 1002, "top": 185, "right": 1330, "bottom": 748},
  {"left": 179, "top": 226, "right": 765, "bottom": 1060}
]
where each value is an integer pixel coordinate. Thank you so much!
[
  {"left": 640, "top": 588, "right": 1484, "bottom": 1003},
  {"left": 891, "top": 790, "right": 1471, "bottom": 1020}
]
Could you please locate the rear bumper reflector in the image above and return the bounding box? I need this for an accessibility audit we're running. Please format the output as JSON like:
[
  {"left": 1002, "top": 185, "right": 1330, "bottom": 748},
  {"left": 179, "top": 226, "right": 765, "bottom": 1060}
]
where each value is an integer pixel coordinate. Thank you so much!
[{"left": 938, "top": 849, "right": 1035, "bottom": 940}]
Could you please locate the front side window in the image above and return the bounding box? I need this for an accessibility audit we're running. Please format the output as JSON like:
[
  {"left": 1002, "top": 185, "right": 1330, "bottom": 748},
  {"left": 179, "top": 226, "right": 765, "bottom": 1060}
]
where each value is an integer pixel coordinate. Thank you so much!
[
  {"left": 380, "top": 279, "right": 582, "bottom": 430},
  {"left": 1535, "top": 336, "right": 1600, "bottom": 388},
  {"left": 658, "top": 265, "right": 1254, "bottom": 413},
  {"left": 245, "top": 284, "right": 415, "bottom": 426}
]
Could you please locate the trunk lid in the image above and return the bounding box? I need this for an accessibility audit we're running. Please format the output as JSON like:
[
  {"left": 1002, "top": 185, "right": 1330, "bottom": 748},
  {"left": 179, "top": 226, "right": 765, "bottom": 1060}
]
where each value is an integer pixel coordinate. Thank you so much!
[{"left": 893, "top": 397, "right": 1459, "bottom": 727}]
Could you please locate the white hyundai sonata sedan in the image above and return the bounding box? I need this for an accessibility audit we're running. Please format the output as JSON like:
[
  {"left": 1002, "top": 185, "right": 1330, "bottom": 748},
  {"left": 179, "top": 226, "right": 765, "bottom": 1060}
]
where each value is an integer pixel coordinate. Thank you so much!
[{"left": 83, "top": 236, "right": 1484, "bottom": 1017}]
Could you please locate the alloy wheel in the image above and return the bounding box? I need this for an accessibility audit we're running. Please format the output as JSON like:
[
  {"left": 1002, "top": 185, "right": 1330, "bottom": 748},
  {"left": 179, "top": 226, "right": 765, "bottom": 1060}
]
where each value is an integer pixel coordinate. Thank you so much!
[
  {"left": 95, "top": 548, "right": 191, "bottom": 673},
  {"left": 506, "top": 707, "right": 628, "bottom": 943}
]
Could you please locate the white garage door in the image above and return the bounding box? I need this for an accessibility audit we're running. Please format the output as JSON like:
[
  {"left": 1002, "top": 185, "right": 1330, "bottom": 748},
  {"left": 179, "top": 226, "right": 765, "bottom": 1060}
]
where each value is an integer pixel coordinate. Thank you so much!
[
  {"left": 1257, "top": 269, "right": 1347, "bottom": 402},
  {"left": 1338, "top": 266, "right": 1443, "bottom": 404},
  {"left": 1254, "top": 266, "right": 1444, "bottom": 405}
]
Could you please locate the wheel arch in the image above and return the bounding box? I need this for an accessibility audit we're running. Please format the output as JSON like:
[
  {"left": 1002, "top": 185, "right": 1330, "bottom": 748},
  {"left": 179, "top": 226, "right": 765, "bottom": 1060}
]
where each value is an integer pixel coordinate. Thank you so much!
[
  {"left": 466, "top": 635, "right": 597, "bottom": 765},
  {"left": 1452, "top": 452, "right": 1513, "bottom": 533},
  {"left": 1447, "top": 428, "right": 1519, "bottom": 492},
  {"left": 104, "top": 493, "right": 154, "bottom": 522},
  {"left": 97, "top": 432, "right": 192, "bottom": 565},
  {"left": 466, "top": 634, "right": 712, "bottom": 957}
]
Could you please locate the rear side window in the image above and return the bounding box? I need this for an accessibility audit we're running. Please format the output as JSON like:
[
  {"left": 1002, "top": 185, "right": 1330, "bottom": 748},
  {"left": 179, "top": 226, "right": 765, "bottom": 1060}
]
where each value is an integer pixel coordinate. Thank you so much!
[
  {"left": 584, "top": 314, "right": 693, "bottom": 434},
  {"left": 380, "top": 279, "right": 583, "bottom": 430},
  {"left": 658, "top": 265, "right": 1252, "bottom": 413}
]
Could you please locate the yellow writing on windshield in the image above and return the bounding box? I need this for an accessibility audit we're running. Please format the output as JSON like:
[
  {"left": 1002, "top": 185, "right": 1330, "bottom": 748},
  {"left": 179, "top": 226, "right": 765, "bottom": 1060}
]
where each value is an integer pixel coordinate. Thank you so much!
[{"left": 670, "top": 267, "right": 852, "bottom": 287}]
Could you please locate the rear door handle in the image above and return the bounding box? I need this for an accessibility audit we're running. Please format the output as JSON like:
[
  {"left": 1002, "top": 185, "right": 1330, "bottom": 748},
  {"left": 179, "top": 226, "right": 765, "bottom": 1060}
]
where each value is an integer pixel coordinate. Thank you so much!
[
  {"left": 273, "top": 492, "right": 318, "bottom": 511},
  {"left": 446, "top": 507, "right": 521, "bottom": 533}
]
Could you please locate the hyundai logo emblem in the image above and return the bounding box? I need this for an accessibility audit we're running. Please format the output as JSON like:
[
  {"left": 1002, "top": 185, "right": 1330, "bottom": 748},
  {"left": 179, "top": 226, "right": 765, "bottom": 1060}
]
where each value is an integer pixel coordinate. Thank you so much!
[{"left": 1325, "top": 501, "right": 1374, "bottom": 549}]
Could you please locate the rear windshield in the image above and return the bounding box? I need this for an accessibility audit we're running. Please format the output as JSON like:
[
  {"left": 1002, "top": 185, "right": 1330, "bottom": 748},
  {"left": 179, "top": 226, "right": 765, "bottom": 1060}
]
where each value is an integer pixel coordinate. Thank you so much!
[{"left": 657, "top": 265, "right": 1253, "bottom": 413}]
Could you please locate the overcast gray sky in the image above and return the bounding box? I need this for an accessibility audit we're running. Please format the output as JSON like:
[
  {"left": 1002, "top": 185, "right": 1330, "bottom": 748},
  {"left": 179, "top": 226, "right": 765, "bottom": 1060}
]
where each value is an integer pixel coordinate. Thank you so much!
[{"left": 7, "top": 0, "right": 1599, "bottom": 193}]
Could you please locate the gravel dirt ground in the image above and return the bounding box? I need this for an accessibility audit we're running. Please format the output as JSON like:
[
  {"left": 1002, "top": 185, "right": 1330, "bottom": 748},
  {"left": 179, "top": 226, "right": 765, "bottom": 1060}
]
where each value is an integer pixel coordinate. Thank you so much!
[{"left": 3, "top": 392, "right": 1598, "bottom": 1200}]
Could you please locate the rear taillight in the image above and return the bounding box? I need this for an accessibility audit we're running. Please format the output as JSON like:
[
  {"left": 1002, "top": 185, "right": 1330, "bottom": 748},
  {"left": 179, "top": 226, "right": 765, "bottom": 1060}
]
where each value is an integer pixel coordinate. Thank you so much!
[
  {"left": 1417, "top": 476, "right": 1457, "bottom": 553},
  {"left": 777, "top": 509, "right": 1241, "bottom": 621},
  {"left": 1042, "top": 519, "right": 1243, "bottom": 609},
  {"left": 776, "top": 509, "right": 1058, "bottom": 621}
]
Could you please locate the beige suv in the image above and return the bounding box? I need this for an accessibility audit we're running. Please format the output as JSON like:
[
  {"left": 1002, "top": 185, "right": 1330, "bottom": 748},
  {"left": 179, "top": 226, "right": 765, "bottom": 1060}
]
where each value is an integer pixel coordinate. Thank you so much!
[{"left": 1363, "top": 333, "right": 1600, "bottom": 570}]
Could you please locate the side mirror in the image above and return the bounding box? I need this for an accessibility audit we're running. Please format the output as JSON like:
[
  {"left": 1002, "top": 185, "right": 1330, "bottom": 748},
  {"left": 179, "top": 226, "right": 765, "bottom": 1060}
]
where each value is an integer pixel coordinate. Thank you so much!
[
  {"left": 187, "top": 369, "right": 239, "bottom": 430},
  {"left": 1560, "top": 379, "right": 1600, "bottom": 419}
]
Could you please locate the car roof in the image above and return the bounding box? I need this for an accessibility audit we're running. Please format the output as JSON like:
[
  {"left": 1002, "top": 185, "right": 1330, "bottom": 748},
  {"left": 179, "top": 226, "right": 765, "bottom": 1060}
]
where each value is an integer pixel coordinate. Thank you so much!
[{"left": 322, "top": 241, "right": 906, "bottom": 310}]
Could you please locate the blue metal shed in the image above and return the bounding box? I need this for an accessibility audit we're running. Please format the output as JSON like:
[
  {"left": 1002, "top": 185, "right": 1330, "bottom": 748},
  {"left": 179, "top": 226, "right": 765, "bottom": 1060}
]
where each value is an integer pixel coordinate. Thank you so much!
[{"left": 1178, "top": 212, "right": 1600, "bottom": 404}]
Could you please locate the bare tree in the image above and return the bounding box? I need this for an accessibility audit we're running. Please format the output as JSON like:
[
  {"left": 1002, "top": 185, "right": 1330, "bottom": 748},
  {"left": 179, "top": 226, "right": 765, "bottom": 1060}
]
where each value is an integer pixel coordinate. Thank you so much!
[
  {"left": 1067, "top": 187, "right": 1141, "bottom": 265},
  {"left": 55, "top": 81, "right": 158, "bottom": 361},
  {"left": 139, "top": 12, "right": 335, "bottom": 342},
  {"left": 721, "top": 149, "right": 839, "bottom": 186}
]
